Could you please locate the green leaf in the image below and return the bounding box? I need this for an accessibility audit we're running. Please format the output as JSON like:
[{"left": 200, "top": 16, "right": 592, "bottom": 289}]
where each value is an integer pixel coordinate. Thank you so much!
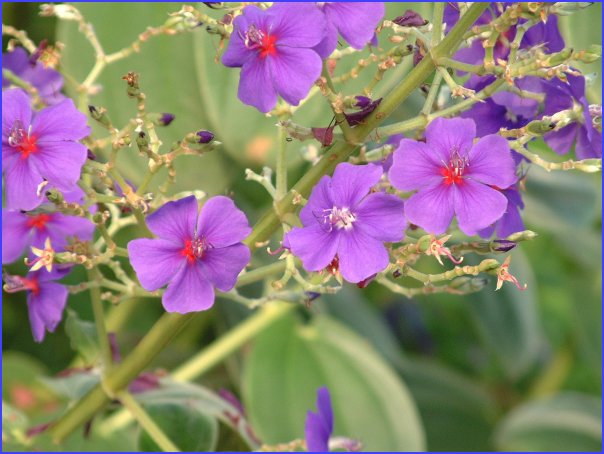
[
  {"left": 134, "top": 378, "right": 260, "bottom": 450},
  {"left": 243, "top": 313, "right": 425, "bottom": 451},
  {"left": 467, "top": 249, "right": 545, "bottom": 381},
  {"left": 2, "top": 352, "right": 48, "bottom": 401},
  {"left": 398, "top": 359, "right": 499, "bottom": 451},
  {"left": 494, "top": 392, "right": 602, "bottom": 451},
  {"left": 64, "top": 309, "right": 99, "bottom": 364},
  {"left": 40, "top": 371, "right": 100, "bottom": 401},
  {"left": 138, "top": 401, "right": 218, "bottom": 452}
]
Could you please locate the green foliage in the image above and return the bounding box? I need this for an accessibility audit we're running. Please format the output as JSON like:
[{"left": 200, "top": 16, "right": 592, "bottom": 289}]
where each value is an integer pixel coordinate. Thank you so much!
[
  {"left": 64, "top": 310, "right": 100, "bottom": 364},
  {"left": 243, "top": 312, "right": 425, "bottom": 451}
]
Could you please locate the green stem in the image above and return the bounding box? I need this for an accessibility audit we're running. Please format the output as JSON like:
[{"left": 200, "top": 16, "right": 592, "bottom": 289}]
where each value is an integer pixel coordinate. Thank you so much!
[
  {"left": 46, "top": 3, "right": 489, "bottom": 443},
  {"left": 421, "top": 72, "right": 443, "bottom": 116},
  {"left": 118, "top": 390, "right": 180, "bottom": 452},
  {"left": 88, "top": 268, "right": 113, "bottom": 370},
  {"left": 276, "top": 121, "right": 288, "bottom": 199},
  {"left": 431, "top": 1, "right": 445, "bottom": 47}
]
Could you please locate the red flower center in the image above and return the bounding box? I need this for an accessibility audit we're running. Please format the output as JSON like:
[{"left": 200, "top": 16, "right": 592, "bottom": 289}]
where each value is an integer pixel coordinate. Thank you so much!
[
  {"left": 8, "top": 121, "right": 38, "bottom": 159},
  {"left": 3, "top": 275, "right": 40, "bottom": 296},
  {"left": 440, "top": 150, "right": 468, "bottom": 186},
  {"left": 181, "top": 237, "right": 209, "bottom": 263},
  {"left": 244, "top": 25, "right": 278, "bottom": 59},
  {"left": 26, "top": 213, "right": 52, "bottom": 230}
]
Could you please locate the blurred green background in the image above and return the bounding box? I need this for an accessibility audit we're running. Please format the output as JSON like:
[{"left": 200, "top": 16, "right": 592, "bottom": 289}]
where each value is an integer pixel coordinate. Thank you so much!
[{"left": 2, "top": 2, "right": 602, "bottom": 452}]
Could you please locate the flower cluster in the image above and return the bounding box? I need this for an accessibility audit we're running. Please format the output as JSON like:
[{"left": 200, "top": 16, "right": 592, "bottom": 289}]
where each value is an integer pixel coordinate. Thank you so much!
[
  {"left": 286, "top": 118, "right": 520, "bottom": 283},
  {"left": 223, "top": 2, "right": 384, "bottom": 112}
]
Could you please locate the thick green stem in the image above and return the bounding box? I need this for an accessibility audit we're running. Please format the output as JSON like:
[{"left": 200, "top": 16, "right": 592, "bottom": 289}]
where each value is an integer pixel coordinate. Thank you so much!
[
  {"left": 46, "top": 3, "right": 489, "bottom": 443},
  {"left": 88, "top": 268, "right": 113, "bottom": 370}
]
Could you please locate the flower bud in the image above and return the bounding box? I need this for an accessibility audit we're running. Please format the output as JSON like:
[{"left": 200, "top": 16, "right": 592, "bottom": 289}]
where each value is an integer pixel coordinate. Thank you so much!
[
  {"left": 196, "top": 130, "right": 215, "bottom": 144},
  {"left": 393, "top": 9, "right": 428, "bottom": 27},
  {"left": 159, "top": 113, "right": 175, "bottom": 126},
  {"left": 526, "top": 119, "right": 556, "bottom": 136},
  {"left": 45, "top": 188, "right": 64, "bottom": 204},
  {"left": 490, "top": 239, "right": 517, "bottom": 252},
  {"left": 575, "top": 44, "right": 601, "bottom": 64},
  {"left": 88, "top": 105, "right": 112, "bottom": 128},
  {"left": 354, "top": 95, "right": 372, "bottom": 109}
]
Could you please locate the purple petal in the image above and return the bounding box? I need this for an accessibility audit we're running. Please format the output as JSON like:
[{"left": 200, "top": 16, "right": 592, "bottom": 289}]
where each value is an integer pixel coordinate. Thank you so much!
[
  {"left": 31, "top": 98, "right": 90, "bottom": 142},
  {"left": 197, "top": 196, "right": 251, "bottom": 247},
  {"left": 4, "top": 157, "right": 44, "bottom": 211},
  {"left": 200, "top": 243, "right": 250, "bottom": 292},
  {"left": 305, "top": 411, "right": 330, "bottom": 452},
  {"left": 425, "top": 117, "right": 476, "bottom": 160},
  {"left": 460, "top": 99, "right": 507, "bottom": 137},
  {"left": 30, "top": 140, "right": 87, "bottom": 190},
  {"left": 330, "top": 163, "right": 382, "bottom": 208},
  {"left": 127, "top": 238, "right": 184, "bottom": 291},
  {"left": 466, "top": 134, "right": 517, "bottom": 188},
  {"left": 496, "top": 199, "right": 525, "bottom": 238},
  {"left": 286, "top": 224, "right": 340, "bottom": 272},
  {"left": 316, "top": 387, "right": 334, "bottom": 433},
  {"left": 238, "top": 57, "right": 277, "bottom": 113},
  {"left": 162, "top": 262, "right": 215, "bottom": 313},
  {"left": 313, "top": 22, "right": 339, "bottom": 58},
  {"left": 453, "top": 180, "right": 507, "bottom": 235},
  {"left": 521, "top": 15, "right": 564, "bottom": 53},
  {"left": 389, "top": 139, "right": 443, "bottom": 191},
  {"left": 355, "top": 192, "right": 406, "bottom": 242},
  {"left": 221, "top": 9, "right": 255, "bottom": 67},
  {"left": 452, "top": 40, "right": 485, "bottom": 67},
  {"left": 146, "top": 195, "right": 198, "bottom": 242},
  {"left": 270, "top": 47, "right": 322, "bottom": 107},
  {"left": 491, "top": 91, "right": 538, "bottom": 119},
  {"left": 323, "top": 2, "right": 385, "bottom": 50},
  {"left": 2, "top": 209, "right": 31, "bottom": 263},
  {"left": 300, "top": 175, "right": 335, "bottom": 226},
  {"left": 405, "top": 184, "right": 455, "bottom": 235},
  {"left": 47, "top": 213, "right": 95, "bottom": 244},
  {"left": 2, "top": 88, "right": 32, "bottom": 141},
  {"left": 270, "top": 3, "right": 327, "bottom": 47},
  {"left": 576, "top": 125, "right": 602, "bottom": 159},
  {"left": 544, "top": 124, "right": 578, "bottom": 156},
  {"left": 338, "top": 229, "right": 389, "bottom": 283},
  {"left": 27, "top": 279, "right": 68, "bottom": 343}
]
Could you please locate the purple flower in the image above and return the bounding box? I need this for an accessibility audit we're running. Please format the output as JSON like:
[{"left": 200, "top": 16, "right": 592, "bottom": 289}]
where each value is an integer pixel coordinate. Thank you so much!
[
  {"left": 542, "top": 73, "right": 602, "bottom": 159},
  {"left": 222, "top": 4, "right": 327, "bottom": 113},
  {"left": 2, "top": 208, "right": 94, "bottom": 264},
  {"left": 478, "top": 186, "right": 525, "bottom": 239},
  {"left": 305, "top": 387, "right": 333, "bottom": 452},
  {"left": 3, "top": 269, "right": 69, "bottom": 342},
  {"left": 2, "top": 88, "right": 90, "bottom": 211},
  {"left": 388, "top": 118, "right": 517, "bottom": 236},
  {"left": 127, "top": 196, "right": 251, "bottom": 313},
  {"left": 286, "top": 163, "right": 405, "bottom": 283},
  {"left": 313, "top": 3, "right": 385, "bottom": 58},
  {"left": 2, "top": 47, "right": 65, "bottom": 106},
  {"left": 461, "top": 76, "right": 541, "bottom": 138}
]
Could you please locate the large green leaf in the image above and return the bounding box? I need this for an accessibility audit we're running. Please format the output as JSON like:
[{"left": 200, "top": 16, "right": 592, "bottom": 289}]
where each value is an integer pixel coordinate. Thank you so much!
[
  {"left": 398, "top": 359, "right": 500, "bottom": 451},
  {"left": 493, "top": 392, "right": 602, "bottom": 451},
  {"left": 64, "top": 309, "right": 99, "bottom": 364},
  {"left": 243, "top": 313, "right": 425, "bottom": 451},
  {"left": 467, "top": 249, "right": 545, "bottom": 381},
  {"left": 138, "top": 401, "right": 218, "bottom": 452}
]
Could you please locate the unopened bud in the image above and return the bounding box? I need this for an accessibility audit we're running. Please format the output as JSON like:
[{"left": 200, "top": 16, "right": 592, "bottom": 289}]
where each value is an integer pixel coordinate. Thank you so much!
[
  {"left": 526, "top": 119, "right": 556, "bottom": 135},
  {"left": 393, "top": 9, "right": 428, "bottom": 27},
  {"left": 575, "top": 44, "right": 601, "bottom": 63},
  {"left": 158, "top": 113, "right": 175, "bottom": 126},
  {"left": 490, "top": 239, "right": 517, "bottom": 252},
  {"left": 88, "top": 105, "right": 112, "bottom": 128},
  {"left": 46, "top": 188, "right": 64, "bottom": 204},
  {"left": 506, "top": 230, "right": 538, "bottom": 242},
  {"left": 196, "top": 130, "right": 214, "bottom": 144}
]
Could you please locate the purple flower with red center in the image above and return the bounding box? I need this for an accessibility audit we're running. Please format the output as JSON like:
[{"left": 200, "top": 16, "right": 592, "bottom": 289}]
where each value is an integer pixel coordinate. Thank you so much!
[
  {"left": 2, "top": 47, "right": 65, "bottom": 106},
  {"left": 285, "top": 163, "right": 405, "bottom": 284},
  {"left": 478, "top": 185, "right": 525, "bottom": 239},
  {"left": 3, "top": 269, "right": 69, "bottom": 342},
  {"left": 313, "top": 2, "right": 385, "bottom": 58},
  {"left": 222, "top": 4, "right": 327, "bottom": 113},
  {"left": 2, "top": 208, "right": 94, "bottom": 264},
  {"left": 542, "top": 73, "right": 602, "bottom": 159},
  {"left": 305, "top": 386, "right": 333, "bottom": 452},
  {"left": 2, "top": 88, "right": 90, "bottom": 211},
  {"left": 127, "top": 195, "right": 251, "bottom": 313},
  {"left": 388, "top": 118, "right": 517, "bottom": 236}
]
